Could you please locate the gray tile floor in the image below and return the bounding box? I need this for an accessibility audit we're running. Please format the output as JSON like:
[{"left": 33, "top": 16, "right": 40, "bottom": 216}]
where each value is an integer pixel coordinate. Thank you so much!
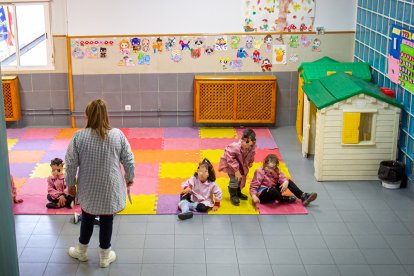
[{"left": 14, "top": 127, "right": 414, "bottom": 276}]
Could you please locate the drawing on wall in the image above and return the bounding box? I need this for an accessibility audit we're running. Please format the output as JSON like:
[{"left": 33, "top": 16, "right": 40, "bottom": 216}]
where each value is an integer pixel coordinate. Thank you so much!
[
  {"left": 273, "top": 44, "right": 287, "bottom": 64},
  {"left": 388, "top": 25, "right": 414, "bottom": 93},
  {"left": 219, "top": 57, "right": 231, "bottom": 70},
  {"left": 289, "top": 35, "right": 299, "bottom": 48},
  {"left": 243, "top": 0, "right": 315, "bottom": 32},
  {"left": 72, "top": 47, "right": 84, "bottom": 59},
  {"left": 261, "top": 58, "right": 272, "bottom": 71},
  {"left": 165, "top": 37, "right": 176, "bottom": 51},
  {"left": 311, "top": 38, "right": 321, "bottom": 52},
  {"left": 171, "top": 49, "right": 183, "bottom": 62},
  {"left": 131, "top": 38, "right": 141, "bottom": 53},
  {"left": 215, "top": 36, "right": 228, "bottom": 51}
]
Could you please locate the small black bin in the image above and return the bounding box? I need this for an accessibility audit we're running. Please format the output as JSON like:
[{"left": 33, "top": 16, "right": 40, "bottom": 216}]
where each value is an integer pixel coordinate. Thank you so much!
[{"left": 378, "top": 160, "right": 405, "bottom": 182}]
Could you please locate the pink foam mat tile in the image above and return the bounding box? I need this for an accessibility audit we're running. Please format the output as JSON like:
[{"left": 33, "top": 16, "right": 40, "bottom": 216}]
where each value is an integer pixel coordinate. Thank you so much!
[
  {"left": 40, "top": 150, "right": 67, "bottom": 163},
  {"left": 130, "top": 177, "right": 159, "bottom": 195},
  {"left": 129, "top": 138, "right": 163, "bottom": 150},
  {"left": 10, "top": 163, "right": 36, "bottom": 178},
  {"left": 13, "top": 195, "right": 56, "bottom": 214},
  {"left": 127, "top": 128, "right": 164, "bottom": 138},
  {"left": 200, "top": 138, "right": 237, "bottom": 149},
  {"left": 19, "top": 178, "right": 48, "bottom": 196},
  {"left": 236, "top": 128, "right": 273, "bottom": 138},
  {"left": 163, "top": 138, "right": 201, "bottom": 150},
  {"left": 164, "top": 127, "right": 200, "bottom": 138},
  {"left": 256, "top": 137, "right": 278, "bottom": 149},
  {"left": 48, "top": 139, "right": 71, "bottom": 150},
  {"left": 134, "top": 164, "right": 160, "bottom": 178},
  {"left": 54, "top": 205, "right": 81, "bottom": 214},
  {"left": 12, "top": 139, "right": 54, "bottom": 150},
  {"left": 6, "top": 128, "right": 26, "bottom": 139},
  {"left": 256, "top": 201, "right": 308, "bottom": 215},
  {"left": 254, "top": 149, "right": 283, "bottom": 162},
  {"left": 20, "top": 128, "right": 61, "bottom": 139}
]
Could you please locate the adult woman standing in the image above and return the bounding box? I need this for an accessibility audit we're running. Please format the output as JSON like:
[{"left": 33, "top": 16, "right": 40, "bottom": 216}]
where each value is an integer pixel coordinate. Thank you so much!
[{"left": 65, "top": 99, "right": 135, "bottom": 268}]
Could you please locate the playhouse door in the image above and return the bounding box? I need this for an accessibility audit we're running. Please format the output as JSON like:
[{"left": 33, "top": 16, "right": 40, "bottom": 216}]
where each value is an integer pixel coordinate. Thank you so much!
[{"left": 301, "top": 97, "right": 310, "bottom": 157}]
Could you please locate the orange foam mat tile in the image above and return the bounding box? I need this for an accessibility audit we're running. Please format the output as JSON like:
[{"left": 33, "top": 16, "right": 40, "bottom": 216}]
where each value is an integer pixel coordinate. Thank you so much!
[
  {"left": 55, "top": 128, "right": 80, "bottom": 139},
  {"left": 157, "top": 178, "right": 186, "bottom": 195},
  {"left": 8, "top": 150, "right": 45, "bottom": 164}
]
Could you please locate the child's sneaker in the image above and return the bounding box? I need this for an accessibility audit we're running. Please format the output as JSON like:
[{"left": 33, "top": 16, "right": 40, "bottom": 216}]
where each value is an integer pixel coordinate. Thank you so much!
[
  {"left": 94, "top": 217, "right": 100, "bottom": 226},
  {"left": 301, "top": 192, "right": 317, "bottom": 206},
  {"left": 178, "top": 211, "right": 193, "bottom": 220},
  {"left": 46, "top": 202, "right": 58, "bottom": 209},
  {"left": 281, "top": 196, "right": 297, "bottom": 203},
  {"left": 72, "top": 212, "right": 80, "bottom": 224}
]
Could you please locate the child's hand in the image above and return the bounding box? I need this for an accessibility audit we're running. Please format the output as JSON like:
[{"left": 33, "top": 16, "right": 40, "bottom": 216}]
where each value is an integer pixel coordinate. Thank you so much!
[
  {"left": 58, "top": 195, "right": 66, "bottom": 207},
  {"left": 182, "top": 187, "right": 191, "bottom": 195},
  {"left": 235, "top": 171, "right": 242, "bottom": 181},
  {"left": 252, "top": 195, "right": 260, "bottom": 204},
  {"left": 212, "top": 205, "right": 219, "bottom": 211},
  {"left": 13, "top": 197, "right": 23, "bottom": 204},
  {"left": 279, "top": 181, "right": 289, "bottom": 193}
]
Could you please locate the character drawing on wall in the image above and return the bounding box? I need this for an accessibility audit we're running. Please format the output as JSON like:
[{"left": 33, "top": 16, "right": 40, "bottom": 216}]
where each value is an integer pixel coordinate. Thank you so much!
[
  {"left": 251, "top": 50, "right": 262, "bottom": 64},
  {"left": 191, "top": 48, "right": 201, "bottom": 59},
  {"left": 131, "top": 38, "right": 141, "bottom": 53},
  {"left": 261, "top": 58, "right": 272, "bottom": 72},
  {"left": 253, "top": 38, "right": 263, "bottom": 50},
  {"left": 312, "top": 38, "right": 321, "bottom": 52},
  {"left": 85, "top": 47, "right": 99, "bottom": 58},
  {"left": 264, "top": 34, "right": 273, "bottom": 52},
  {"left": 141, "top": 38, "right": 150, "bottom": 52},
  {"left": 100, "top": 47, "right": 107, "bottom": 58},
  {"left": 179, "top": 40, "right": 191, "bottom": 51},
  {"left": 153, "top": 37, "right": 163, "bottom": 53},
  {"left": 244, "top": 18, "right": 255, "bottom": 32},
  {"left": 219, "top": 57, "right": 230, "bottom": 70},
  {"left": 118, "top": 55, "right": 135, "bottom": 66},
  {"left": 274, "top": 47, "right": 286, "bottom": 63},
  {"left": 245, "top": 36, "right": 253, "bottom": 49},
  {"left": 137, "top": 52, "right": 150, "bottom": 65},
  {"left": 230, "top": 59, "right": 243, "bottom": 71},
  {"left": 289, "top": 36, "right": 299, "bottom": 48},
  {"left": 166, "top": 37, "right": 176, "bottom": 51},
  {"left": 231, "top": 36, "right": 240, "bottom": 50},
  {"left": 236, "top": 48, "right": 249, "bottom": 59},
  {"left": 260, "top": 18, "right": 269, "bottom": 31},
  {"left": 215, "top": 36, "right": 227, "bottom": 51},
  {"left": 300, "top": 34, "right": 311, "bottom": 47},
  {"left": 289, "top": 53, "right": 299, "bottom": 63},
  {"left": 119, "top": 39, "right": 130, "bottom": 55},
  {"left": 171, "top": 49, "right": 182, "bottom": 62},
  {"left": 204, "top": 46, "right": 215, "bottom": 56},
  {"left": 193, "top": 37, "right": 204, "bottom": 48},
  {"left": 72, "top": 47, "right": 84, "bottom": 59}
]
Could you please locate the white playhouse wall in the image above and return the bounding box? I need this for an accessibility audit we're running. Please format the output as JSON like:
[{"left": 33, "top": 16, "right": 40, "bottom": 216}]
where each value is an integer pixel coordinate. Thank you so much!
[{"left": 313, "top": 94, "right": 401, "bottom": 181}]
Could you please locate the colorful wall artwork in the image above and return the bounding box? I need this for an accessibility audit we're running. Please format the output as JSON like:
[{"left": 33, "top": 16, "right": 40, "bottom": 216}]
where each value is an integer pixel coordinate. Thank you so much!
[{"left": 243, "top": 0, "right": 315, "bottom": 33}]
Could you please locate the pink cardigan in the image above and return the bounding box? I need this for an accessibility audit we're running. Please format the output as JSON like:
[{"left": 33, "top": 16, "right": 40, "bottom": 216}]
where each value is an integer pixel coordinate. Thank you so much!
[
  {"left": 10, "top": 175, "right": 17, "bottom": 198},
  {"left": 182, "top": 176, "right": 222, "bottom": 207},
  {"left": 250, "top": 167, "right": 288, "bottom": 196},
  {"left": 47, "top": 175, "right": 67, "bottom": 199}
]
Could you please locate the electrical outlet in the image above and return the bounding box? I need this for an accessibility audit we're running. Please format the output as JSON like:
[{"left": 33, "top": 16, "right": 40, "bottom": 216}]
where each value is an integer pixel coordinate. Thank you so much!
[{"left": 125, "top": 105, "right": 131, "bottom": 111}]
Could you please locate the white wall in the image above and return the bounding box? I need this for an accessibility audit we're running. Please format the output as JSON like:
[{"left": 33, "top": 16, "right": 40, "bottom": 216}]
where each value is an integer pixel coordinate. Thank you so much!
[{"left": 60, "top": 0, "right": 356, "bottom": 36}]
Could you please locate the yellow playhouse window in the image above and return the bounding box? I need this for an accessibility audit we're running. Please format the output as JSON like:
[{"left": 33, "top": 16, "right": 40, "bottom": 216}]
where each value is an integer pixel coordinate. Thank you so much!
[{"left": 342, "top": 112, "right": 374, "bottom": 144}]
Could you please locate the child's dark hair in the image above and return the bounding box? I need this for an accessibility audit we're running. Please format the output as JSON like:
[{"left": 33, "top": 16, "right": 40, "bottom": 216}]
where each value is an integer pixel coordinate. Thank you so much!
[
  {"left": 263, "top": 154, "right": 279, "bottom": 167},
  {"left": 242, "top": 128, "right": 256, "bottom": 143},
  {"left": 50, "top": 158, "right": 63, "bottom": 166},
  {"left": 194, "top": 158, "right": 216, "bottom": 182}
]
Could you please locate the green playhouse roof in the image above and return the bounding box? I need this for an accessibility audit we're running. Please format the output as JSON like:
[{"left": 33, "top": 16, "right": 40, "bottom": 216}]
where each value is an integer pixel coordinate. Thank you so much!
[
  {"left": 302, "top": 72, "right": 403, "bottom": 110},
  {"left": 298, "top": 57, "right": 372, "bottom": 83}
]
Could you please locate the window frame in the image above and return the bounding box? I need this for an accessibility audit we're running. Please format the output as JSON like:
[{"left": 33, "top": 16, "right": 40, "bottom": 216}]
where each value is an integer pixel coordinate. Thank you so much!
[
  {"left": 341, "top": 109, "right": 378, "bottom": 146},
  {"left": 0, "top": 1, "right": 54, "bottom": 70}
]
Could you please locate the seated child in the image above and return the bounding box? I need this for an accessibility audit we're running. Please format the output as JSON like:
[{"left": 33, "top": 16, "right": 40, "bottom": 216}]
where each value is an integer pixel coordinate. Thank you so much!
[
  {"left": 178, "top": 158, "right": 222, "bottom": 220},
  {"left": 46, "top": 158, "right": 74, "bottom": 209},
  {"left": 10, "top": 174, "right": 23, "bottom": 204},
  {"left": 250, "top": 154, "right": 317, "bottom": 206}
]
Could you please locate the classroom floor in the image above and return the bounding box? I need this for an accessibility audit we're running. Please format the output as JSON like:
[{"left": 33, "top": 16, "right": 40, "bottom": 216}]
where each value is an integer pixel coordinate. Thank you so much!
[{"left": 14, "top": 126, "right": 414, "bottom": 276}]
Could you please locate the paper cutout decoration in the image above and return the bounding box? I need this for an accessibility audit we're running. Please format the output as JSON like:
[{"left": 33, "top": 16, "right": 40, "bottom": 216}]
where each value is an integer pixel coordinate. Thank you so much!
[
  {"left": 264, "top": 34, "right": 273, "bottom": 52},
  {"left": 251, "top": 50, "right": 263, "bottom": 64},
  {"left": 236, "top": 48, "right": 249, "bottom": 58},
  {"left": 253, "top": 38, "right": 263, "bottom": 50},
  {"left": 193, "top": 37, "right": 204, "bottom": 48},
  {"left": 275, "top": 35, "right": 285, "bottom": 45},
  {"left": 171, "top": 49, "right": 182, "bottom": 62},
  {"left": 261, "top": 58, "right": 272, "bottom": 72},
  {"left": 85, "top": 47, "right": 99, "bottom": 58},
  {"left": 388, "top": 55, "right": 400, "bottom": 84},
  {"left": 300, "top": 34, "right": 311, "bottom": 47},
  {"left": 243, "top": 0, "right": 315, "bottom": 32},
  {"left": 273, "top": 45, "right": 287, "bottom": 65},
  {"left": 230, "top": 59, "right": 243, "bottom": 71},
  {"left": 215, "top": 36, "right": 228, "bottom": 51},
  {"left": 311, "top": 38, "right": 321, "bottom": 52},
  {"left": 72, "top": 47, "right": 84, "bottom": 59},
  {"left": 231, "top": 36, "right": 241, "bottom": 49},
  {"left": 219, "top": 57, "right": 230, "bottom": 70},
  {"left": 316, "top": 26, "right": 325, "bottom": 35},
  {"left": 118, "top": 56, "right": 135, "bottom": 66},
  {"left": 166, "top": 37, "right": 176, "bottom": 51},
  {"left": 289, "top": 53, "right": 299, "bottom": 63},
  {"left": 205, "top": 46, "right": 215, "bottom": 55},
  {"left": 191, "top": 48, "right": 201, "bottom": 59},
  {"left": 119, "top": 39, "right": 131, "bottom": 55},
  {"left": 141, "top": 39, "right": 150, "bottom": 52},
  {"left": 137, "top": 52, "right": 150, "bottom": 65},
  {"left": 153, "top": 37, "right": 163, "bottom": 53},
  {"left": 399, "top": 40, "right": 414, "bottom": 92},
  {"left": 246, "top": 35, "right": 254, "bottom": 49},
  {"left": 179, "top": 39, "right": 191, "bottom": 51},
  {"left": 100, "top": 47, "right": 107, "bottom": 58},
  {"left": 131, "top": 38, "right": 141, "bottom": 53},
  {"left": 289, "top": 36, "right": 299, "bottom": 48}
]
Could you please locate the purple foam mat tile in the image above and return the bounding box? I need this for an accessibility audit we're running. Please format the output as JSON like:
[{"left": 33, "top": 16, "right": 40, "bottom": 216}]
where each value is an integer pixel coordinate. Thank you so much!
[
  {"left": 164, "top": 127, "right": 200, "bottom": 138},
  {"left": 11, "top": 139, "right": 54, "bottom": 150},
  {"left": 40, "top": 150, "right": 67, "bottom": 163},
  {"left": 10, "top": 163, "right": 36, "bottom": 178},
  {"left": 156, "top": 194, "right": 181, "bottom": 214},
  {"left": 256, "top": 137, "right": 278, "bottom": 149},
  {"left": 127, "top": 128, "right": 165, "bottom": 139},
  {"left": 7, "top": 129, "right": 27, "bottom": 139},
  {"left": 200, "top": 138, "right": 237, "bottom": 150}
]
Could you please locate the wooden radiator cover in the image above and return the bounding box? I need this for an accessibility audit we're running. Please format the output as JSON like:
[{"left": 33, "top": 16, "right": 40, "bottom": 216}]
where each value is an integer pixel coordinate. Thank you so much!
[
  {"left": 194, "top": 75, "right": 276, "bottom": 124},
  {"left": 2, "top": 76, "right": 21, "bottom": 121}
]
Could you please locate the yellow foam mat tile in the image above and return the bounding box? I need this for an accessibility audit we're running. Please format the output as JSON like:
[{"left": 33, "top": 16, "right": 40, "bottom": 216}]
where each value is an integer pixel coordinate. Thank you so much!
[
  {"left": 118, "top": 194, "right": 157, "bottom": 214},
  {"left": 200, "top": 149, "right": 224, "bottom": 164},
  {"left": 7, "top": 139, "right": 18, "bottom": 150},
  {"left": 159, "top": 162, "right": 199, "bottom": 178},
  {"left": 199, "top": 128, "right": 237, "bottom": 138},
  {"left": 278, "top": 161, "right": 292, "bottom": 179},
  {"left": 30, "top": 163, "right": 51, "bottom": 178}
]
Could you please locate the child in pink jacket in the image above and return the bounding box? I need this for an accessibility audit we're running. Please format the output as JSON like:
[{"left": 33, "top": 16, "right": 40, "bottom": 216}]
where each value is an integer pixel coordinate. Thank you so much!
[
  {"left": 10, "top": 175, "right": 23, "bottom": 204},
  {"left": 218, "top": 128, "right": 256, "bottom": 206},
  {"left": 250, "top": 154, "right": 317, "bottom": 206},
  {"left": 46, "top": 158, "right": 74, "bottom": 209},
  {"left": 178, "top": 158, "right": 222, "bottom": 220}
]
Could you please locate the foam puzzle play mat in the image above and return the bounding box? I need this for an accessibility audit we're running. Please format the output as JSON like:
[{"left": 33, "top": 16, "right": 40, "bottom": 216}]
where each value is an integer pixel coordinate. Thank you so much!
[{"left": 7, "top": 127, "right": 307, "bottom": 215}]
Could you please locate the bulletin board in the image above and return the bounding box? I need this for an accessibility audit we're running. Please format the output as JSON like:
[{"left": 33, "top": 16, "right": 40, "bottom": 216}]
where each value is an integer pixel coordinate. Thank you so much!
[
  {"left": 388, "top": 25, "right": 414, "bottom": 94},
  {"left": 69, "top": 32, "right": 355, "bottom": 75}
]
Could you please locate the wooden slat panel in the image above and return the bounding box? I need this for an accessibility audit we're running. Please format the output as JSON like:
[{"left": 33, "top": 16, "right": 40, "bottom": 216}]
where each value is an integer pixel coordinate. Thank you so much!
[{"left": 322, "top": 159, "right": 383, "bottom": 165}]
